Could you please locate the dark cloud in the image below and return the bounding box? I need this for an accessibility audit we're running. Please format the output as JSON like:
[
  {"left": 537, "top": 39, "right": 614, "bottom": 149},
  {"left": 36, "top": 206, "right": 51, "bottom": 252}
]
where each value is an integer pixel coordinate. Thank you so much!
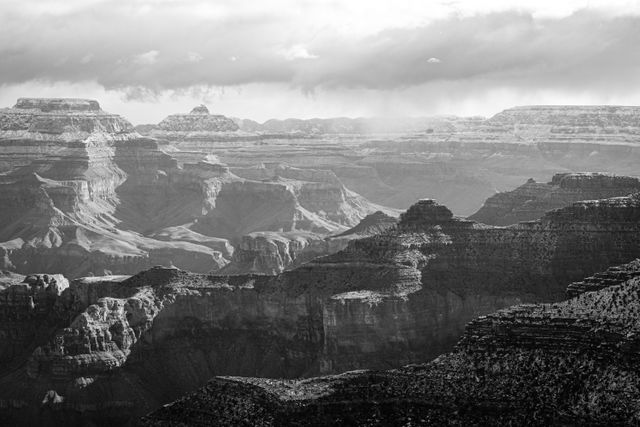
[{"left": 1, "top": 5, "right": 639, "bottom": 98}]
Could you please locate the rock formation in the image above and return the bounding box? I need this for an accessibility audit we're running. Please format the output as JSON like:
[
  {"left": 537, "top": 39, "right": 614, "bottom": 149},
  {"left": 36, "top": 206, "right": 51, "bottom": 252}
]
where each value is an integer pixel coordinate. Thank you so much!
[
  {"left": 2, "top": 193, "right": 640, "bottom": 424},
  {"left": 469, "top": 173, "right": 640, "bottom": 225},
  {"left": 0, "top": 98, "right": 234, "bottom": 277},
  {"left": 157, "top": 104, "right": 240, "bottom": 132},
  {"left": 221, "top": 211, "right": 397, "bottom": 275},
  {"left": 0, "top": 99, "right": 389, "bottom": 278},
  {"left": 178, "top": 104, "right": 640, "bottom": 216},
  {"left": 140, "top": 258, "right": 640, "bottom": 426}
]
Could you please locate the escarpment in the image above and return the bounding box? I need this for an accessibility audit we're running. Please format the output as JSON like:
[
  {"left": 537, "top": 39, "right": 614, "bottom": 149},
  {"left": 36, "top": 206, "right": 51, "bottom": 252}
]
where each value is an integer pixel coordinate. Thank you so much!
[
  {"left": 0, "top": 98, "right": 233, "bottom": 276},
  {"left": 148, "top": 105, "right": 256, "bottom": 143},
  {"left": 3, "top": 193, "right": 640, "bottom": 424},
  {"left": 469, "top": 172, "right": 640, "bottom": 225},
  {"left": 0, "top": 98, "right": 389, "bottom": 277},
  {"left": 140, "top": 259, "right": 640, "bottom": 426},
  {"left": 139, "top": 104, "right": 640, "bottom": 216},
  {"left": 221, "top": 211, "right": 398, "bottom": 275}
]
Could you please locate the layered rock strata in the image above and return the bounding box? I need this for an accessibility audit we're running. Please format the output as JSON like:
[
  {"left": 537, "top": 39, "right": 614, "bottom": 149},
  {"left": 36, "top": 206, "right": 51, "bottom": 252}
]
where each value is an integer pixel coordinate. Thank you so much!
[
  {"left": 221, "top": 211, "right": 397, "bottom": 275},
  {"left": 469, "top": 173, "right": 640, "bottom": 225},
  {"left": 3, "top": 194, "right": 640, "bottom": 424},
  {"left": 0, "top": 98, "right": 231, "bottom": 276},
  {"left": 0, "top": 98, "right": 388, "bottom": 277},
  {"left": 148, "top": 105, "right": 256, "bottom": 142},
  {"left": 141, "top": 259, "right": 640, "bottom": 426}
]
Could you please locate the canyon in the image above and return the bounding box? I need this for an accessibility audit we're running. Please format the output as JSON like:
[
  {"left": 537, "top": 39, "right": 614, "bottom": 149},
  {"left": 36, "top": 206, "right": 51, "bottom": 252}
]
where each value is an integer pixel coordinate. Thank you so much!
[
  {"left": 469, "top": 172, "right": 640, "bottom": 225},
  {"left": 140, "top": 258, "right": 640, "bottom": 425},
  {"left": 2, "top": 192, "right": 640, "bottom": 424},
  {"left": 135, "top": 105, "right": 640, "bottom": 217},
  {"left": 0, "top": 99, "right": 388, "bottom": 277},
  {"left": 1, "top": 99, "right": 640, "bottom": 425}
]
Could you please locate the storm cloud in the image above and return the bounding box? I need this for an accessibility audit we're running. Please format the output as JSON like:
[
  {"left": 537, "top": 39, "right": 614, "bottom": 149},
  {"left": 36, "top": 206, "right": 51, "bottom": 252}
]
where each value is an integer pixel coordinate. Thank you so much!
[
  {"left": 1, "top": 2, "right": 639, "bottom": 94},
  {"left": 1, "top": 1, "right": 640, "bottom": 121}
]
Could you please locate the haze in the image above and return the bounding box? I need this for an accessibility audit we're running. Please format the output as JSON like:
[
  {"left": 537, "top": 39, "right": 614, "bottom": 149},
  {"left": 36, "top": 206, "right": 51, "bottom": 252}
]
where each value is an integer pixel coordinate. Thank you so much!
[{"left": 1, "top": 0, "right": 640, "bottom": 123}]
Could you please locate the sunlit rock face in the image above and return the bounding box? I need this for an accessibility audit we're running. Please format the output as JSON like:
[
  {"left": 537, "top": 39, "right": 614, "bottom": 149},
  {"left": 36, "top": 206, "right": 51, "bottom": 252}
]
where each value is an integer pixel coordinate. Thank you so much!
[
  {"left": 221, "top": 211, "right": 398, "bottom": 275},
  {"left": 0, "top": 99, "right": 393, "bottom": 278},
  {"left": 139, "top": 105, "right": 640, "bottom": 217},
  {"left": 139, "top": 259, "right": 640, "bottom": 427},
  {"left": 3, "top": 194, "right": 640, "bottom": 424},
  {"left": 0, "top": 98, "right": 229, "bottom": 277},
  {"left": 469, "top": 172, "right": 640, "bottom": 225}
]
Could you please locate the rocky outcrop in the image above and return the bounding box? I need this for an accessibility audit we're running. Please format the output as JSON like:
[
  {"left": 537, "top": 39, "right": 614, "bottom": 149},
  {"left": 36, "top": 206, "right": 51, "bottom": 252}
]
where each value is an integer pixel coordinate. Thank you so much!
[
  {"left": 137, "top": 104, "right": 640, "bottom": 216},
  {"left": 140, "top": 259, "right": 640, "bottom": 426},
  {"left": 221, "top": 211, "right": 397, "bottom": 275},
  {"left": 156, "top": 105, "right": 239, "bottom": 132},
  {"left": 0, "top": 274, "right": 69, "bottom": 369},
  {"left": 148, "top": 105, "right": 259, "bottom": 143},
  {"left": 566, "top": 258, "right": 640, "bottom": 297},
  {"left": 0, "top": 98, "right": 234, "bottom": 277},
  {"left": 3, "top": 193, "right": 640, "bottom": 424},
  {"left": 220, "top": 231, "right": 321, "bottom": 275},
  {"left": 0, "top": 98, "right": 391, "bottom": 277},
  {"left": 469, "top": 173, "right": 640, "bottom": 225}
]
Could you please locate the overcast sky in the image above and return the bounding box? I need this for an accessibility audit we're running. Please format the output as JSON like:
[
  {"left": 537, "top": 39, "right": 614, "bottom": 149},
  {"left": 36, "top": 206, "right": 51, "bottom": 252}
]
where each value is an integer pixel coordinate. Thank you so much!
[{"left": 1, "top": 0, "right": 640, "bottom": 123}]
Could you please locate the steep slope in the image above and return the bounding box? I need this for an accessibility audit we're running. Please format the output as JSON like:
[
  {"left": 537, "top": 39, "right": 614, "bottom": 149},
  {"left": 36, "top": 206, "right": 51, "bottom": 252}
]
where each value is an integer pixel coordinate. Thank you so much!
[
  {"left": 148, "top": 105, "right": 255, "bottom": 143},
  {"left": 141, "top": 105, "right": 640, "bottom": 216},
  {"left": 0, "top": 99, "right": 390, "bottom": 277},
  {"left": 0, "top": 98, "right": 230, "bottom": 276},
  {"left": 221, "top": 211, "right": 397, "bottom": 275},
  {"left": 2, "top": 193, "right": 640, "bottom": 424},
  {"left": 469, "top": 172, "right": 640, "bottom": 225},
  {"left": 140, "top": 259, "right": 640, "bottom": 426}
]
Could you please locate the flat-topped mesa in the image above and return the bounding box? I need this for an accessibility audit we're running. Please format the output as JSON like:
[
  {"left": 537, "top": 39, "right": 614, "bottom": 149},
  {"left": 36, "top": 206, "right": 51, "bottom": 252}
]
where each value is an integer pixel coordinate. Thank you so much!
[
  {"left": 0, "top": 97, "right": 139, "bottom": 144},
  {"left": 14, "top": 98, "right": 101, "bottom": 112},
  {"left": 542, "top": 193, "right": 640, "bottom": 223},
  {"left": 156, "top": 105, "right": 240, "bottom": 132},
  {"left": 397, "top": 198, "right": 462, "bottom": 230},
  {"left": 469, "top": 172, "right": 640, "bottom": 226},
  {"left": 488, "top": 105, "right": 640, "bottom": 128},
  {"left": 551, "top": 172, "right": 640, "bottom": 189}
]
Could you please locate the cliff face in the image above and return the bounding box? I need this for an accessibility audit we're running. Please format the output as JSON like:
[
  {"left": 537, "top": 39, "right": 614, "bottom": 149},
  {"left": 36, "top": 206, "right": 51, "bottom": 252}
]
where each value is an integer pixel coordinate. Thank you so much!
[
  {"left": 3, "top": 194, "right": 640, "bottom": 424},
  {"left": 0, "top": 98, "right": 234, "bottom": 277},
  {"left": 138, "top": 105, "right": 640, "bottom": 216},
  {"left": 156, "top": 105, "right": 240, "bottom": 132},
  {"left": 148, "top": 105, "right": 257, "bottom": 143},
  {"left": 469, "top": 172, "right": 640, "bottom": 225},
  {"left": 0, "top": 99, "right": 390, "bottom": 278},
  {"left": 221, "top": 211, "right": 398, "bottom": 275},
  {"left": 140, "top": 258, "right": 640, "bottom": 426}
]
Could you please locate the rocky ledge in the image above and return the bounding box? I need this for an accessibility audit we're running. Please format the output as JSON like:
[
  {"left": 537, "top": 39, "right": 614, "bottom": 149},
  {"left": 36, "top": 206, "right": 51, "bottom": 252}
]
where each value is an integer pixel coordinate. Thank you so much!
[
  {"left": 0, "top": 98, "right": 391, "bottom": 277},
  {"left": 0, "top": 98, "right": 137, "bottom": 146},
  {"left": 469, "top": 172, "right": 640, "bottom": 225},
  {"left": 221, "top": 211, "right": 398, "bottom": 275},
  {"left": 140, "top": 258, "right": 640, "bottom": 426},
  {"left": 3, "top": 193, "right": 640, "bottom": 424},
  {"left": 156, "top": 104, "right": 240, "bottom": 132}
]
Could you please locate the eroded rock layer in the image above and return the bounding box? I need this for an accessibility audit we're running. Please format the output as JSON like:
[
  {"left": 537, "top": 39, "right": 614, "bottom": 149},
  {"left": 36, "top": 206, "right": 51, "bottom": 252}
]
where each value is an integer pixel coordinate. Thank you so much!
[
  {"left": 469, "top": 172, "right": 640, "bottom": 225},
  {"left": 2, "top": 193, "right": 640, "bottom": 424},
  {"left": 159, "top": 104, "right": 640, "bottom": 216},
  {"left": 221, "top": 211, "right": 398, "bottom": 275},
  {"left": 140, "top": 258, "right": 640, "bottom": 426},
  {"left": 0, "top": 98, "right": 388, "bottom": 277}
]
